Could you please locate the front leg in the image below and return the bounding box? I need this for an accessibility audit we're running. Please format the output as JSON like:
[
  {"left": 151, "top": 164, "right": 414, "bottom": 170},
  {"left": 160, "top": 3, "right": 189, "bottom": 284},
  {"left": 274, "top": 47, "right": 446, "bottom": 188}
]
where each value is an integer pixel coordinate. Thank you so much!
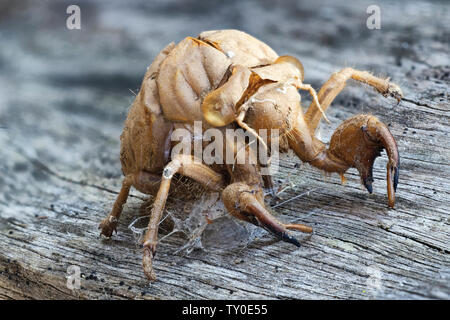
[
  {"left": 328, "top": 115, "right": 399, "bottom": 207},
  {"left": 222, "top": 182, "right": 313, "bottom": 248},
  {"left": 222, "top": 138, "right": 312, "bottom": 248},
  {"left": 289, "top": 114, "right": 399, "bottom": 208}
]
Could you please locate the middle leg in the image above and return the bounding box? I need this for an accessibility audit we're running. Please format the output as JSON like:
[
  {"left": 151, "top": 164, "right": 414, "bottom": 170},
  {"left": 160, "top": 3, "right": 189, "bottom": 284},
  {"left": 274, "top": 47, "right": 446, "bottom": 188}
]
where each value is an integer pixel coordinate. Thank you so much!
[
  {"left": 141, "top": 154, "right": 225, "bottom": 280},
  {"left": 304, "top": 67, "right": 403, "bottom": 134}
]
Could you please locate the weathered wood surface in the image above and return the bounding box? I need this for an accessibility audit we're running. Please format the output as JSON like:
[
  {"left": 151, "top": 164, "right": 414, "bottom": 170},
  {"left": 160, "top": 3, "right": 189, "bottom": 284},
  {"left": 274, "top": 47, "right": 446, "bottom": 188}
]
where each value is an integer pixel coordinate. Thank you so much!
[{"left": 0, "top": 0, "right": 449, "bottom": 299}]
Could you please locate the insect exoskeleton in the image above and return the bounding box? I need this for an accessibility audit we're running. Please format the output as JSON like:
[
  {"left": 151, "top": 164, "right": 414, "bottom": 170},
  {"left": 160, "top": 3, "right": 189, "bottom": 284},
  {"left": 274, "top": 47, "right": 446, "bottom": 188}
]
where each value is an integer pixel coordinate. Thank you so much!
[{"left": 100, "top": 29, "right": 403, "bottom": 281}]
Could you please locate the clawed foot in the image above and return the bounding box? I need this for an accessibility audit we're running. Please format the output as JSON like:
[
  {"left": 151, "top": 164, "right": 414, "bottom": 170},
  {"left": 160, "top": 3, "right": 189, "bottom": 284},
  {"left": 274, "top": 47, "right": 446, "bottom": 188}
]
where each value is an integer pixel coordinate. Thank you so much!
[
  {"left": 329, "top": 114, "right": 400, "bottom": 208},
  {"left": 143, "top": 241, "right": 157, "bottom": 281},
  {"left": 240, "top": 191, "right": 312, "bottom": 247},
  {"left": 99, "top": 216, "right": 119, "bottom": 237},
  {"left": 223, "top": 183, "right": 313, "bottom": 248},
  {"left": 381, "top": 82, "right": 403, "bottom": 103}
]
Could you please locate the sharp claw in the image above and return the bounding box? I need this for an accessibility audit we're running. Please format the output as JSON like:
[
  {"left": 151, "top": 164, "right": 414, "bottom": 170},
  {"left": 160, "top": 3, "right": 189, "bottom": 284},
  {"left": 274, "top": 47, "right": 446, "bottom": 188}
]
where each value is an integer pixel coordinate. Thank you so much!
[
  {"left": 329, "top": 115, "right": 400, "bottom": 208},
  {"left": 383, "top": 83, "right": 403, "bottom": 103},
  {"left": 281, "top": 232, "right": 302, "bottom": 247},
  {"left": 386, "top": 160, "right": 400, "bottom": 208},
  {"left": 238, "top": 192, "right": 310, "bottom": 248},
  {"left": 254, "top": 215, "right": 302, "bottom": 247},
  {"left": 364, "top": 117, "right": 400, "bottom": 208},
  {"left": 363, "top": 176, "right": 374, "bottom": 194},
  {"left": 99, "top": 221, "right": 115, "bottom": 238},
  {"left": 143, "top": 247, "right": 157, "bottom": 281},
  {"left": 393, "top": 164, "right": 399, "bottom": 192},
  {"left": 387, "top": 165, "right": 395, "bottom": 208},
  {"left": 259, "top": 219, "right": 302, "bottom": 247}
]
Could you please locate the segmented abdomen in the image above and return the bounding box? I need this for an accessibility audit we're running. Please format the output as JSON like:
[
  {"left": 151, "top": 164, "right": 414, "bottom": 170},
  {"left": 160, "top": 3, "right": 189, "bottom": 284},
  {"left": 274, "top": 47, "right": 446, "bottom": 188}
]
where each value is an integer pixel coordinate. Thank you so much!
[{"left": 157, "top": 30, "right": 279, "bottom": 124}]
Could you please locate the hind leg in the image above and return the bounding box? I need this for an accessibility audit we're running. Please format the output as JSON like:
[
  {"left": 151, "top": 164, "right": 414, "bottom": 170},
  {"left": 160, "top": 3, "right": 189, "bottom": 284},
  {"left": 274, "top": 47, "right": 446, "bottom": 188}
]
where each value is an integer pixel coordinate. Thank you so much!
[
  {"left": 99, "top": 172, "right": 161, "bottom": 237},
  {"left": 304, "top": 67, "right": 403, "bottom": 134},
  {"left": 99, "top": 176, "right": 132, "bottom": 237}
]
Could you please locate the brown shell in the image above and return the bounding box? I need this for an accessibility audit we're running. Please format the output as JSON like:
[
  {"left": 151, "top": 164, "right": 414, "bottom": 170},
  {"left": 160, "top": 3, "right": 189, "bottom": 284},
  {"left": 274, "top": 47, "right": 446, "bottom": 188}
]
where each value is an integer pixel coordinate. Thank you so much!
[
  {"left": 244, "top": 82, "right": 302, "bottom": 136},
  {"left": 119, "top": 43, "right": 175, "bottom": 175},
  {"left": 199, "top": 29, "right": 278, "bottom": 67},
  {"left": 251, "top": 55, "right": 305, "bottom": 84},
  {"left": 157, "top": 36, "right": 231, "bottom": 123},
  {"left": 201, "top": 65, "right": 252, "bottom": 127},
  {"left": 120, "top": 29, "right": 306, "bottom": 175},
  {"left": 156, "top": 30, "right": 287, "bottom": 125}
]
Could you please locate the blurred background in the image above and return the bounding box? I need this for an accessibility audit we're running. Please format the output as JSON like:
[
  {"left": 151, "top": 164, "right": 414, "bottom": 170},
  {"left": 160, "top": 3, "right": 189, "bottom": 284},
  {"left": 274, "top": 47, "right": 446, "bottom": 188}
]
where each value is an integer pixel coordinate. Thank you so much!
[{"left": 0, "top": 0, "right": 447, "bottom": 178}]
